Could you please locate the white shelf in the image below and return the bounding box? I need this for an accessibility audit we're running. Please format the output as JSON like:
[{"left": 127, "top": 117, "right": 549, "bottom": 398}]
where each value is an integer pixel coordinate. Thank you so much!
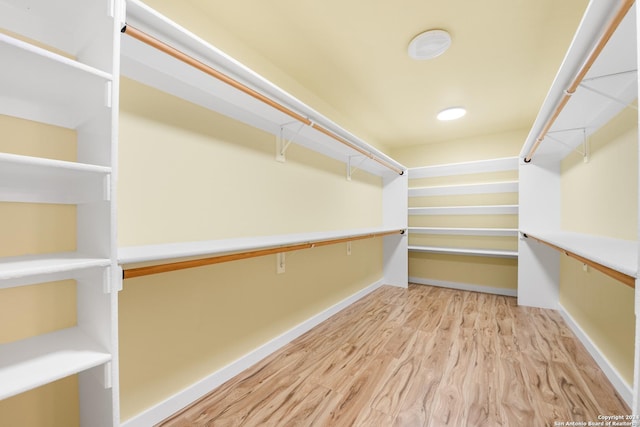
[
  {"left": 408, "top": 181, "right": 518, "bottom": 197},
  {"left": 0, "top": 253, "right": 111, "bottom": 282},
  {"left": 121, "top": 0, "right": 404, "bottom": 178},
  {"left": 409, "top": 205, "right": 519, "bottom": 216},
  {"left": 119, "top": 227, "right": 404, "bottom": 265},
  {"left": 0, "top": 153, "right": 111, "bottom": 204},
  {"left": 0, "top": 33, "right": 112, "bottom": 129},
  {"left": 409, "top": 227, "right": 518, "bottom": 237},
  {"left": 0, "top": 327, "right": 112, "bottom": 400},
  {"left": 408, "top": 157, "right": 519, "bottom": 179},
  {"left": 524, "top": 230, "right": 638, "bottom": 278},
  {"left": 0, "top": 0, "right": 114, "bottom": 64},
  {"left": 408, "top": 245, "right": 518, "bottom": 259},
  {"left": 521, "top": 2, "right": 637, "bottom": 161}
]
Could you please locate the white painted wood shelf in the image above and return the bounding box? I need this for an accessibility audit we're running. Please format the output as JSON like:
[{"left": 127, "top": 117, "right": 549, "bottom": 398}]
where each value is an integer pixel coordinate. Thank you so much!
[
  {"left": 409, "top": 205, "right": 519, "bottom": 216},
  {"left": 119, "top": 227, "right": 404, "bottom": 265},
  {"left": 0, "top": 153, "right": 111, "bottom": 204},
  {"left": 408, "top": 181, "right": 518, "bottom": 197},
  {"left": 409, "top": 227, "right": 518, "bottom": 237},
  {"left": 0, "top": 327, "right": 112, "bottom": 400},
  {"left": 0, "top": 253, "right": 111, "bottom": 282},
  {"left": 523, "top": 231, "right": 637, "bottom": 278},
  {"left": 408, "top": 245, "right": 518, "bottom": 259},
  {"left": 0, "top": 33, "right": 113, "bottom": 130},
  {"left": 408, "top": 157, "right": 519, "bottom": 179},
  {"left": 121, "top": 0, "right": 404, "bottom": 178}
]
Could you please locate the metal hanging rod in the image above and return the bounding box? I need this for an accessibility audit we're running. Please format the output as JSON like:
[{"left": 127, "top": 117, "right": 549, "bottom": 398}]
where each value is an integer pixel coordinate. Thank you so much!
[
  {"left": 524, "top": 0, "right": 635, "bottom": 163},
  {"left": 122, "top": 229, "right": 405, "bottom": 279},
  {"left": 524, "top": 234, "right": 635, "bottom": 288},
  {"left": 121, "top": 24, "right": 404, "bottom": 175}
]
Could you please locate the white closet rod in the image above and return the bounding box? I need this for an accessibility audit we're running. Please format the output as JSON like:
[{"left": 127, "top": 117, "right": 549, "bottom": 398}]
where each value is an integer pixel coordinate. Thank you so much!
[
  {"left": 524, "top": 0, "right": 635, "bottom": 163},
  {"left": 121, "top": 24, "right": 404, "bottom": 175}
]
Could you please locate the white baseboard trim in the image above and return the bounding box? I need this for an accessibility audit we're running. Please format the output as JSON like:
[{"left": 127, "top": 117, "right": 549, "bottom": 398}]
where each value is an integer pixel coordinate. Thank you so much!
[
  {"left": 409, "top": 276, "right": 517, "bottom": 297},
  {"left": 122, "top": 279, "right": 386, "bottom": 427},
  {"left": 558, "top": 303, "right": 632, "bottom": 407}
]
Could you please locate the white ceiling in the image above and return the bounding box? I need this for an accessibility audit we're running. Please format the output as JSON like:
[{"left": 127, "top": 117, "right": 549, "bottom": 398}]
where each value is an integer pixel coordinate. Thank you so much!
[{"left": 179, "top": 0, "right": 589, "bottom": 149}]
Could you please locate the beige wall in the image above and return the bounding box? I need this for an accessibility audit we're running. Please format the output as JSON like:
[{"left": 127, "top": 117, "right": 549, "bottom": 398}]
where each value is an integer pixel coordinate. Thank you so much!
[
  {"left": 392, "top": 130, "right": 523, "bottom": 291},
  {"left": 118, "top": 78, "right": 382, "bottom": 245},
  {"left": 118, "top": 78, "right": 385, "bottom": 420},
  {"left": 0, "top": 116, "right": 79, "bottom": 427},
  {"left": 560, "top": 105, "right": 637, "bottom": 385}
]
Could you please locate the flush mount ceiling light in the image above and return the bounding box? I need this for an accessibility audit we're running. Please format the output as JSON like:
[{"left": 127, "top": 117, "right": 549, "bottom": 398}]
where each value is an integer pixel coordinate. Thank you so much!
[
  {"left": 437, "top": 107, "right": 466, "bottom": 121},
  {"left": 408, "top": 29, "right": 451, "bottom": 60}
]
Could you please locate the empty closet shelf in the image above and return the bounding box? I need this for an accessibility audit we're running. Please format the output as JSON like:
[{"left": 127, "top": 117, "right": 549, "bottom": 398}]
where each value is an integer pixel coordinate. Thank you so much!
[
  {"left": 408, "top": 245, "right": 518, "bottom": 258},
  {"left": 408, "top": 205, "right": 518, "bottom": 215},
  {"left": 524, "top": 231, "right": 637, "bottom": 286},
  {"left": 408, "top": 181, "right": 518, "bottom": 197},
  {"left": 0, "top": 326, "right": 112, "bottom": 400},
  {"left": 119, "top": 228, "right": 405, "bottom": 278},
  {"left": 409, "top": 227, "right": 518, "bottom": 236},
  {"left": 0, "top": 152, "right": 111, "bottom": 204},
  {"left": 408, "top": 157, "right": 519, "bottom": 179},
  {"left": 0, "top": 33, "right": 113, "bottom": 129},
  {"left": 0, "top": 253, "right": 111, "bottom": 282}
]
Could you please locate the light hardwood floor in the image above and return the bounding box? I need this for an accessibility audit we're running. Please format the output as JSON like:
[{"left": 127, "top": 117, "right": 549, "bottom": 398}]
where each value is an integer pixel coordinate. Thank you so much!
[{"left": 158, "top": 284, "right": 630, "bottom": 426}]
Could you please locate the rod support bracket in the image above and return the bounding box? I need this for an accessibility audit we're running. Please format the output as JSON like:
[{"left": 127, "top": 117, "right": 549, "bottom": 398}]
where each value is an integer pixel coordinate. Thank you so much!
[
  {"left": 347, "top": 155, "right": 368, "bottom": 181},
  {"left": 276, "top": 121, "right": 307, "bottom": 163}
]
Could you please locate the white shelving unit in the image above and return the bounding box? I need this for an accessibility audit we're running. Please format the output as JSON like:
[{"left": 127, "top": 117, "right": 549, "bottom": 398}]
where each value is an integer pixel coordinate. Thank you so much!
[
  {"left": 119, "top": 0, "right": 408, "bottom": 291},
  {"left": 518, "top": 0, "right": 638, "bottom": 410},
  {"left": 0, "top": 0, "right": 123, "bottom": 425},
  {"left": 518, "top": 1, "right": 638, "bottom": 306},
  {"left": 408, "top": 157, "right": 519, "bottom": 259}
]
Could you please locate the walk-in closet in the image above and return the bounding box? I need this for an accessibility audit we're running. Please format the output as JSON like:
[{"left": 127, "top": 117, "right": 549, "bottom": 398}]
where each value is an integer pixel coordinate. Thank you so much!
[{"left": 0, "top": 0, "right": 638, "bottom": 425}]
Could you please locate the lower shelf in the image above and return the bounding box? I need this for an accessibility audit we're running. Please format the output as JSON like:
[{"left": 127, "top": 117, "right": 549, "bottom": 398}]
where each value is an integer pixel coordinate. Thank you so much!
[
  {"left": 0, "top": 326, "right": 112, "bottom": 400},
  {"left": 408, "top": 245, "right": 518, "bottom": 259}
]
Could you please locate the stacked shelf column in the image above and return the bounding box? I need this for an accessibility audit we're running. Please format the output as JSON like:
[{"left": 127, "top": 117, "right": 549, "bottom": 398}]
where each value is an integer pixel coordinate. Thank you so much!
[{"left": 0, "top": 0, "right": 122, "bottom": 425}]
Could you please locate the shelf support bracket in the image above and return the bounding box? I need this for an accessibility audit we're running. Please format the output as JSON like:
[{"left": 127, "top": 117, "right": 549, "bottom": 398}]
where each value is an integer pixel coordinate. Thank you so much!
[
  {"left": 545, "top": 129, "right": 589, "bottom": 161},
  {"left": 578, "top": 82, "right": 638, "bottom": 111},
  {"left": 276, "top": 121, "right": 308, "bottom": 163},
  {"left": 347, "top": 155, "right": 368, "bottom": 181}
]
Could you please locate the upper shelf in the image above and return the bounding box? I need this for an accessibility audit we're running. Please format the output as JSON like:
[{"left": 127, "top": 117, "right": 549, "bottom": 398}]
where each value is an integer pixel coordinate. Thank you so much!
[
  {"left": 0, "top": 0, "right": 116, "bottom": 72},
  {"left": 524, "top": 230, "right": 637, "bottom": 281},
  {"left": 409, "top": 181, "right": 518, "bottom": 197},
  {"left": 0, "top": 33, "right": 112, "bottom": 129},
  {"left": 521, "top": 1, "right": 637, "bottom": 161},
  {"left": 408, "top": 157, "right": 519, "bottom": 179},
  {"left": 121, "top": 0, "right": 405, "bottom": 177}
]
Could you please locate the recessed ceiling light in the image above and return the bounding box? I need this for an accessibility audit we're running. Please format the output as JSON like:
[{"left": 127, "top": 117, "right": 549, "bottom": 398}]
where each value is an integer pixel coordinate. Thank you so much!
[
  {"left": 408, "top": 30, "right": 451, "bottom": 60},
  {"left": 437, "top": 107, "right": 466, "bottom": 121}
]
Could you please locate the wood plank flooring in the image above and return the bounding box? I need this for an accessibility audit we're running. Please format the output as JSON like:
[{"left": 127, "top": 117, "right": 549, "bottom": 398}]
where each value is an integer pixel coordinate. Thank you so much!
[{"left": 158, "top": 284, "right": 630, "bottom": 426}]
